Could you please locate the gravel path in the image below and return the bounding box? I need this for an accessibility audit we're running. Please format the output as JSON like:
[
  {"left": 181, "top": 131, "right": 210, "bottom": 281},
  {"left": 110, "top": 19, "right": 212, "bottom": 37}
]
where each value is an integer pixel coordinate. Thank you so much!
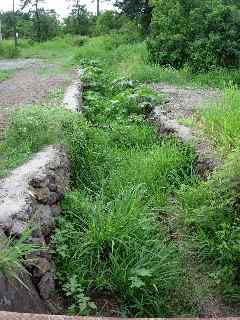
[
  {"left": 0, "top": 59, "right": 73, "bottom": 137},
  {"left": 0, "top": 59, "right": 39, "bottom": 70}
]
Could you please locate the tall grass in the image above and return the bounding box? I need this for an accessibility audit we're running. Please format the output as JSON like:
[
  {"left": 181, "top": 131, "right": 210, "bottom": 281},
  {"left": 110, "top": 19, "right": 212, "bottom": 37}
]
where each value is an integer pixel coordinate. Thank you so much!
[
  {"left": 0, "top": 230, "right": 41, "bottom": 283},
  {"left": 177, "top": 151, "right": 240, "bottom": 302},
  {"left": 200, "top": 87, "right": 240, "bottom": 154},
  {"left": 0, "top": 41, "right": 19, "bottom": 59},
  {"left": 54, "top": 120, "right": 197, "bottom": 316},
  {"left": 0, "top": 107, "right": 78, "bottom": 177}
]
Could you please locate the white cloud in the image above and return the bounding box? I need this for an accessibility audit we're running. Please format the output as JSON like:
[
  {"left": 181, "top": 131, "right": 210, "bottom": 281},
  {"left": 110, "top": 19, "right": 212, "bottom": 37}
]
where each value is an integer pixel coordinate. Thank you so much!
[{"left": 0, "top": 0, "right": 114, "bottom": 17}]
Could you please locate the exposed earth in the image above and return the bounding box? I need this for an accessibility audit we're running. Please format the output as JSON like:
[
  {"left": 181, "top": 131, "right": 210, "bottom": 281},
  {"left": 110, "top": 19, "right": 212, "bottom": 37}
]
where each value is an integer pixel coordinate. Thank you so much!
[
  {"left": 153, "top": 83, "right": 219, "bottom": 119},
  {"left": 0, "top": 59, "right": 73, "bottom": 137}
]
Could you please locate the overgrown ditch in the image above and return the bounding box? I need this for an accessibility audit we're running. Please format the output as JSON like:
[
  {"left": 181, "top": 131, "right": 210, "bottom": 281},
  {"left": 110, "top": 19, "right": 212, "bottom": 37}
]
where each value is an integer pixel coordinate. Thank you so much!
[
  {"left": 1, "top": 57, "right": 239, "bottom": 317},
  {"left": 51, "top": 60, "right": 200, "bottom": 317}
]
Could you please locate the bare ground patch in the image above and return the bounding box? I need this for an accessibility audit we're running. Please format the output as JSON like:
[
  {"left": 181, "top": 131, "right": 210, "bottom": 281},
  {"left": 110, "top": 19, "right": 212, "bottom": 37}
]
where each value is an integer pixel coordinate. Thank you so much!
[{"left": 0, "top": 60, "right": 74, "bottom": 137}]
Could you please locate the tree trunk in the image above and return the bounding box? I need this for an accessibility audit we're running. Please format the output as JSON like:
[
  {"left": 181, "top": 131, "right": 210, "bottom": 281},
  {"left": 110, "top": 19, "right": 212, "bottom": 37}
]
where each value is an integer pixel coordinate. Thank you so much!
[{"left": 13, "top": 0, "right": 18, "bottom": 48}]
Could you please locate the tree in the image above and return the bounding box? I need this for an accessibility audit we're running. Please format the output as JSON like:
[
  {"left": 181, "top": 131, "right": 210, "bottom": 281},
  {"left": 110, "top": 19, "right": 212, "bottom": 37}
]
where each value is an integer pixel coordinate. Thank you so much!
[
  {"left": 64, "top": 2, "right": 93, "bottom": 35},
  {"left": 95, "top": 10, "right": 121, "bottom": 34},
  {"left": 66, "top": 0, "right": 102, "bottom": 16},
  {"left": 20, "top": 0, "right": 45, "bottom": 41},
  {"left": 113, "top": 0, "right": 152, "bottom": 33},
  {"left": 148, "top": 0, "right": 240, "bottom": 71}
]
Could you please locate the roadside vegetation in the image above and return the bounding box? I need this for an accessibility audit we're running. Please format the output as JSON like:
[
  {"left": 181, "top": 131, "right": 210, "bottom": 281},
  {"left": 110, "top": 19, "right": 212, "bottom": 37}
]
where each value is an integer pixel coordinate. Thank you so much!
[
  {"left": 0, "top": 70, "right": 10, "bottom": 82},
  {"left": 1, "top": 0, "right": 240, "bottom": 317}
]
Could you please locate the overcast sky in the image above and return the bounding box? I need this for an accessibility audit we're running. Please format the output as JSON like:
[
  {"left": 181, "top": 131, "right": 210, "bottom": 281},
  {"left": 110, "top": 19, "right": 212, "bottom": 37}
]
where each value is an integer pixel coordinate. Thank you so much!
[{"left": 0, "top": 0, "right": 114, "bottom": 17}]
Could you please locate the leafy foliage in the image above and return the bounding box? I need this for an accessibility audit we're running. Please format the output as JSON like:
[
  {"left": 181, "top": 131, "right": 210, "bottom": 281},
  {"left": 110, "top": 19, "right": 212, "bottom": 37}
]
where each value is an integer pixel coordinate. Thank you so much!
[
  {"left": 148, "top": 0, "right": 240, "bottom": 71},
  {"left": 80, "top": 59, "right": 163, "bottom": 123},
  {"left": 114, "top": 0, "right": 153, "bottom": 34},
  {"left": 0, "top": 41, "right": 20, "bottom": 58}
]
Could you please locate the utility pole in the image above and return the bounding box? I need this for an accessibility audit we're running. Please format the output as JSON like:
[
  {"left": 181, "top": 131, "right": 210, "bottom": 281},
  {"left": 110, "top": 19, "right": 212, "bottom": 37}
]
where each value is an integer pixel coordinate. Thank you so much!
[
  {"left": 13, "top": 0, "right": 18, "bottom": 48},
  {"left": 97, "top": 0, "right": 100, "bottom": 16},
  {"left": 0, "top": 19, "right": 2, "bottom": 41}
]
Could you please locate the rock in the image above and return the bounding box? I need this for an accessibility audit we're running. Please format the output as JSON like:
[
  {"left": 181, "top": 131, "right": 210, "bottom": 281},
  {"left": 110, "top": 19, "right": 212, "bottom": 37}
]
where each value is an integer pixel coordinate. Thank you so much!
[
  {"left": 33, "top": 187, "right": 50, "bottom": 204},
  {"left": 0, "top": 273, "right": 48, "bottom": 313},
  {"left": 35, "top": 205, "right": 55, "bottom": 236},
  {"left": 48, "top": 192, "right": 63, "bottom": 206},
  {"left": 33, "top": 257, "right": 51, "bottom": 279},
  {"left": 10, "top": 220, "right": 28, "bottom": 237},
  {"left": 38, "top": 272, "right": 55, "bottom": 300},
  {"left": 30, "top": 174, "right": 49, "bottom": 188}
]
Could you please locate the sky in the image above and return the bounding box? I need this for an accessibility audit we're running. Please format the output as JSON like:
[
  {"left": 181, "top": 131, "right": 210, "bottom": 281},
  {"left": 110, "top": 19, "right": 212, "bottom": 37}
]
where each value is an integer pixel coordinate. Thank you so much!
[{"left": 0, "top": 0, "right": 114, "bottom": 17}]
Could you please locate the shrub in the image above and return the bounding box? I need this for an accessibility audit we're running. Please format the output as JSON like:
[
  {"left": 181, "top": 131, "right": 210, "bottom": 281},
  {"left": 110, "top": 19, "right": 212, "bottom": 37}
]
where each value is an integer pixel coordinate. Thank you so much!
[{"left": 148, "top": 0, "right": 240, "bottom": 72}]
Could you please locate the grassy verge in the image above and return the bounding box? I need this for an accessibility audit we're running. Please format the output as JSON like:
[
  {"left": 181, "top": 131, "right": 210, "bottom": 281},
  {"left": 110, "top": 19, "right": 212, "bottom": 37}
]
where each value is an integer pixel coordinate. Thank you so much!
[
  {"left": 199, "top": 87, "right": 240, "bottom": 154},
  {"left": 13, "top": 34, "right": 240, "bottom": 88},
  {"left": 175, "top": 85, "right": 240, "bottom": 307},
  {"left": 73, "top": 36, "right": 240, "bottom": 89},
  {"left": 19, "top": 36, "right": 84, "bottom": 68}
]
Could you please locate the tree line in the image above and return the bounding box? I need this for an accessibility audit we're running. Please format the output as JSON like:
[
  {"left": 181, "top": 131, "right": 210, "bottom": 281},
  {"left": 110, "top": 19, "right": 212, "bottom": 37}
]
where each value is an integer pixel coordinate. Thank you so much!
[
  {"left": 1, "top": 0, "right": 240, "bottom": 71},
  {"left": 0, "top": 0, "right": 152, "bottom": 42}
]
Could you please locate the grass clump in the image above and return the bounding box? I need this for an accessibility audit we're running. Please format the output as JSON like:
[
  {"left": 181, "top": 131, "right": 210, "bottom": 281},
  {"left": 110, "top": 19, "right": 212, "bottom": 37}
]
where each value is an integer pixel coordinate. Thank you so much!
[
  {"left": 177, "top": 153, "right": 240, "bottom": 302},
  {"left": 54, "top": 188, "right": 187, "bottom": 316},
  {"left": 0, "top": 230, "right": 41, "bottom": 283},
  {"left": 200, "top": 87, "right": 240, "bottom": 154},
  {"left": 0, "top": 107, "right": 78, "bottom": 177}
]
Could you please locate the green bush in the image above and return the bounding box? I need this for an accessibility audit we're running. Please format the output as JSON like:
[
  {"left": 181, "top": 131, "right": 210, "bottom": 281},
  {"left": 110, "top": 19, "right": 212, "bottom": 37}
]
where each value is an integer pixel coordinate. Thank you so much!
[{"left": 148, "top": 0, "right": 240, "bottom": 72}]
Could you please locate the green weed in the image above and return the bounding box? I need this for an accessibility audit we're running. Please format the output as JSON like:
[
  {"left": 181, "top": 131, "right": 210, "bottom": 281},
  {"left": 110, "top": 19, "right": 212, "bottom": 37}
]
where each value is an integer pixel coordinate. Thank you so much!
[
  {"left": 177, "top": 152, "right": 240, "bottom": 301},
  {"left": 0, "top": 230, "right": 41, "bottom": 283}
]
